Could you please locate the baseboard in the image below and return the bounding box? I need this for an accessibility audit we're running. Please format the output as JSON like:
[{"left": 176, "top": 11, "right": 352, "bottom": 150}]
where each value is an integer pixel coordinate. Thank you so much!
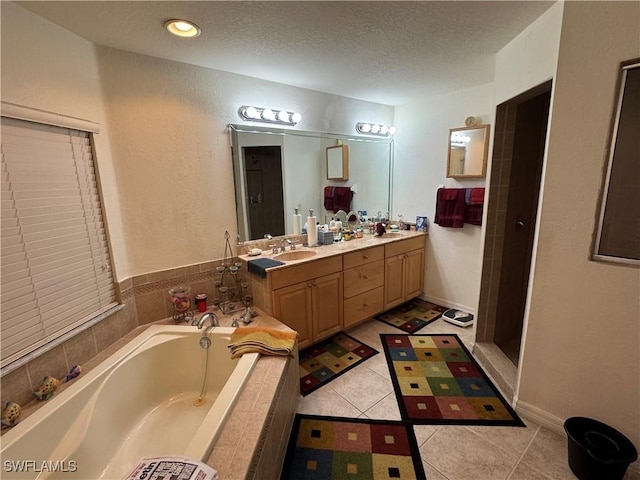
[
  {"left": 421, "top": 295, "right": 475, "bottom": 315},
  {"left": 515, "top": 401, "right": 640, "bottom": 476},
  {"left": 515, "top": 400, "right": 566, "bottom": 436}
]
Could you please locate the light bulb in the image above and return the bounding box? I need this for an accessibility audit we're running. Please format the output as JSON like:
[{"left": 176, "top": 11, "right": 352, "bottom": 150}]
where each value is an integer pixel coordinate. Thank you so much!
[
  {"left": 164, "top": 19, "right": 201, "bottom": 38},
  {"left": 380, "top": 126, "right": 389, "bottom": 134},
  {"left": 245, "top": 106, "right": 258, "bottom": 119},
  {"left": 360, "top": 123, "right": 371, "bottom": 133},
  {"left": 388, "top": 126, "right": 397, "bottom": 135},
  {"left": 262, "top": 108, "right": 274, "bottom": 121},
  {"left": 277, "top": 110, "right": 289, "bottom": 122},
  {"left": 371, "top": 124, "right": 381, "bottom": 133},
  {"left": 291, "top": 112, "right": 302, "bottom": 123}
]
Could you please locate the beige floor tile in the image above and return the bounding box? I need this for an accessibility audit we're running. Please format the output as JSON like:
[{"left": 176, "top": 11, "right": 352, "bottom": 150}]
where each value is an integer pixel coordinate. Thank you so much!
[
  {"left": 507, "top": 461, "right": 554, "bottom": 479},
  {"left": 362, "top": 350, "right": 393, "bottom": 379},
  {"left": 518, "top": 426, "right": 576, "bottom": 480},
  {"left": 422, "top": 461, "right": 451, "bottom": 480},
  {"left": 346, "top": 320, "right": 400, "bottom": 350},
  {"left": 363, "top": 392, "right": 401, "bottom": 421},
  {"left": 296, "top": 386, "right": 362, "bottom": 418},
  {"left": 420, "top": 426, "right": 520, "bottom": 480},
  {"left": 466, "top": 418, "right": 539, "bottom": 456},
  {"left": 413, "top": 425, "right": 441, "bottom": 447},
  {"left": 328, "top": 363, "right": 394, "bottom": 412}
]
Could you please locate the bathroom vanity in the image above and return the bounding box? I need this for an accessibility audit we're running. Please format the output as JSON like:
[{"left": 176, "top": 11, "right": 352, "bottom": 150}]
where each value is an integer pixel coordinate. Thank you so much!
[{"left": 241, "top": 231, "right": 426, "bottom": 349}]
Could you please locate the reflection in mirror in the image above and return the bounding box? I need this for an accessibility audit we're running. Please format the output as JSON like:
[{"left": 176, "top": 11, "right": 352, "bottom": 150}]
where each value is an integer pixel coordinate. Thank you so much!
[
  {"left": 446, "top": 124, "right": 490, "bottom": 178},
  {"left": 327, "top": 145, "right": 349, "bottom": 180},
  {"left": 229, "top": 124, "right": 393, "bottom": 242}
]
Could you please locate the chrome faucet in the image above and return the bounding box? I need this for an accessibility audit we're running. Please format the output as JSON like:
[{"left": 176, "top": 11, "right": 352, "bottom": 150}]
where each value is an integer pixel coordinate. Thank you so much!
[
  {"left": 280, "top": 238, "right": 286, "bottom": 252},
  {"left": 193, "top": 312, "right": 219, "bottom": 329}
]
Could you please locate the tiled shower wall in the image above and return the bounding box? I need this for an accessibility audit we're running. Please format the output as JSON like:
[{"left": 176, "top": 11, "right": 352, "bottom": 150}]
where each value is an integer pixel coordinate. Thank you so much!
[{"left": 476, "top": 103, "right": 517, "bottom": 342}]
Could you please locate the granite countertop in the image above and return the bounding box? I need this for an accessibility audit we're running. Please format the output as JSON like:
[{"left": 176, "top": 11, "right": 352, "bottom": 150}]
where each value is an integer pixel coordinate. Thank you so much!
[{"left": 238, "top": 229, "right": 426, "bottom": 270}]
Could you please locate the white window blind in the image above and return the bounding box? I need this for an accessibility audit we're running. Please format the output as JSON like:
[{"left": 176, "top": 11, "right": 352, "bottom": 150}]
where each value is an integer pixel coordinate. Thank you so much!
[{"left": 1, "top": 116, "right": 117, "bottom": 368}]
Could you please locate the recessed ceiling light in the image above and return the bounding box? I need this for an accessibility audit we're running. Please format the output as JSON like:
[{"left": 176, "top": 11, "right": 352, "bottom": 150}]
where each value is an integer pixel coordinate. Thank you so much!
[{"left": 164, "top": 19, "right": 201, "bottom": 38}]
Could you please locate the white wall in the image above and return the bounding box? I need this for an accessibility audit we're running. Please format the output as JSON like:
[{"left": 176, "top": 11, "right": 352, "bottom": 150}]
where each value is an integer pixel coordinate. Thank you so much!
[
  {"left": 95, "top": 47, "right": 393, "bottom": 278},
  {"left": 0, "top": 2, "right": 127, "bottom": 280},
  {"left": 393, "top": 83, "right": 494, "bottom": 312},
  {"left": 1, "top": 3, "right": 393, "bottom": 280},
  {"left": 517, "top": 0, "right": 640, "bottom": 447}
]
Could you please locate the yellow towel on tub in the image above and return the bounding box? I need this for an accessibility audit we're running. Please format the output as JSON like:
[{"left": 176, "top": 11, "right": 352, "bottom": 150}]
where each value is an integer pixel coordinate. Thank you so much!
[{"left": 228, "top": 326, "right": 298, "bottom": 359}]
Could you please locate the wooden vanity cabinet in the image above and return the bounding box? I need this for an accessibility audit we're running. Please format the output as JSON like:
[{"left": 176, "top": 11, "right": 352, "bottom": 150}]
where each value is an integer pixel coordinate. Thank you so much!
[
  {"left": 384, "top": 236, "right": 425, "bottom": 310},
  {"left": 343, "top": 246, "right": 385, "bottom": 328},
  {"left": 271, "top": 256, "right": 343, "bottom": 349}
]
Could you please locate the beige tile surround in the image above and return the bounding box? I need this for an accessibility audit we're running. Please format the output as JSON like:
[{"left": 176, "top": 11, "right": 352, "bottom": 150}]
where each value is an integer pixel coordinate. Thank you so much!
[
  {"left": 2, "top": 309, "right": 300, "bottom": 480},
  {"left": 0, "top": 281, "right": 138, "bottom": 410}
]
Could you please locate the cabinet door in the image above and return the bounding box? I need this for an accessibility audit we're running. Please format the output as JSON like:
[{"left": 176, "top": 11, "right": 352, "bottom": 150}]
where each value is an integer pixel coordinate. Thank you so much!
[
  {"left": 404, "top": 249, "right": 424, "bottom": 300},
  {"left": 312, "top": 272, "right": 343, "bottom": 341},
  {"left": 384, "top": 254, "right": 405, "bottom": 310},
  {"left": 273, "top": 282, "right": 313, "bottom": 349}
]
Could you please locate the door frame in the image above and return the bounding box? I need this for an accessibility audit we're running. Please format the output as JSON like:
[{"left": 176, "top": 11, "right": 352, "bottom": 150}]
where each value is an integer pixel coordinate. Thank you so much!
[{"left": 475, "top": 81, "right": 553, "bottom": 359}]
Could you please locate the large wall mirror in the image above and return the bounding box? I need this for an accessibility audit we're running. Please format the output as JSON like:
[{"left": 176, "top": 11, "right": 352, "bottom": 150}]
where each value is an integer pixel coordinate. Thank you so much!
[
  {"left": 229, "top": 124, "right": 393, "bottom": 243},
  {"left": 446, "top": 124, "right": 490, "bottom": 178}
]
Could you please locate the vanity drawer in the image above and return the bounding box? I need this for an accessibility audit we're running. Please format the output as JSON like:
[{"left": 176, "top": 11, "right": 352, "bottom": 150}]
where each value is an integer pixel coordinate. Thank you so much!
[
  {"left": 344, "top": 286, "right": 384, "bottom": 328},
  {"left": 343, "top": 246, "right": 384, "bottom": 269},
  {"left": 343, "top": 260, "right": 384, "bottom": 299},
  {"left": 270, "top": 256, "right": 342, "bottom": 290},
  {"left": 385, "top": 235, "right": 426, "bottom": 258}
]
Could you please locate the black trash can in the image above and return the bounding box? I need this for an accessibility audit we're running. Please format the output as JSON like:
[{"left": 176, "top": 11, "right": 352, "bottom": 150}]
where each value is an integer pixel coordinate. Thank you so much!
[{"left": 564, "top": 417, "right": 638, "bottom": 480}]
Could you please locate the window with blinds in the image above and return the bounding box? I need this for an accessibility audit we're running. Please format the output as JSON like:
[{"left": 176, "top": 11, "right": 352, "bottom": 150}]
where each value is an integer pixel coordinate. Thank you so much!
[{"left": 1, "top": 116, "right": 117, "bottom": 368}]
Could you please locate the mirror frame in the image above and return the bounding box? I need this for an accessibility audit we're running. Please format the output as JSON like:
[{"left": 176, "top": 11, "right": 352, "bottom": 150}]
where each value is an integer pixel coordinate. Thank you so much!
[
  {"left": 228, "top": 124, "right": 394, "bottom": 244},
  {"left": 446, "top": 124, "right": 490, "bottom": 178}
]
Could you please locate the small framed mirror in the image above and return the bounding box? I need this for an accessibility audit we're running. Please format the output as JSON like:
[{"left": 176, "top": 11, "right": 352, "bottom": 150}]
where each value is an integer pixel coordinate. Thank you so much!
[
  {"left": 327, "top": 145, "right": 349, "bottom": 180},
  {"left": 446, "top": 124, "right": 490, "bottom": 178}
]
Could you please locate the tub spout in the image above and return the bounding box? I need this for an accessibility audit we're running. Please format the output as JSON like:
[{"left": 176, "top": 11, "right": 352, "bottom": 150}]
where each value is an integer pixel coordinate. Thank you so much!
[{"left": 194, "top": 312, "right": 219, "bottom": 329}]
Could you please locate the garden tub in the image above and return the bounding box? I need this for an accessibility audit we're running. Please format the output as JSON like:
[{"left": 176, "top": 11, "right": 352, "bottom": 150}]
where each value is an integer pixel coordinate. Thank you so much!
[{"left": 1, "top": 325, "right": 259, "bottom": 479}]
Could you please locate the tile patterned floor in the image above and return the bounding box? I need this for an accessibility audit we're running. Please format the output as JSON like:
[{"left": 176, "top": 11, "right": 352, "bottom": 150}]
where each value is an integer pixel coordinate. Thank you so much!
[{"left": 296, "top": 318, "right": 640, "bottom": 480}]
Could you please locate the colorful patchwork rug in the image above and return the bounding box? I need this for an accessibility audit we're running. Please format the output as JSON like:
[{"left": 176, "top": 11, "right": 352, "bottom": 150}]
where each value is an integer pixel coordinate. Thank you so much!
[
  {"left": 299, "top": 332, "right": 378, "bottom": 396},
  {"left": 280, "top": 414, "right": 427, "bottom": 480},
  {"left": 375, "top": 298, "right": 448, "bottom": 333},
  {"left": 381, "top": 333, "right": 524, "bottom": 426}
]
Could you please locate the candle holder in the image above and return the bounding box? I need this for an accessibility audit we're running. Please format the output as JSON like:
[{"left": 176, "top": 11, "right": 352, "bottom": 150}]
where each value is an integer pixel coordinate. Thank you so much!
[
  {"left": 213, "top": 231, "right": 253, "bottom": 314},
  {"left": 169, "top": 285, "right": 194, "bottom": 323}
]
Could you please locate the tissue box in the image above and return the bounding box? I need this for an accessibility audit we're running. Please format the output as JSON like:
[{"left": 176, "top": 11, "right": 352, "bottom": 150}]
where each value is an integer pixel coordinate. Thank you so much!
[{"left": 318, "top": 231, "right": 334, "bottom": 245}]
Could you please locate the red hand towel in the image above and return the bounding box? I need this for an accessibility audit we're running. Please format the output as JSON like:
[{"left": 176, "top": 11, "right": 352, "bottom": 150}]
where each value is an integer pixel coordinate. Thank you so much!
[
  {"left": 435, "top": 188, "right": 465, "bottom": 228},
  {"left": 470, "top": 188, "right": 485, "bottom": 205}
]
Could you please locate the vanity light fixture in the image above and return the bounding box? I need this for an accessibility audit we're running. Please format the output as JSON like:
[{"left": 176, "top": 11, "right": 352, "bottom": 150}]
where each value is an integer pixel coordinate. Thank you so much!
[
  {"left": 238, "top": 106, "right": 301, "bottom": 126},
  {"left": 355, "top": 122, "right": 396, "bottom": 136},
  {"left": 164, "top": 19, "right": 201, "bottom": 38},
  {"left": 451, "top": 133, "right": 471, "bottom": 145}
]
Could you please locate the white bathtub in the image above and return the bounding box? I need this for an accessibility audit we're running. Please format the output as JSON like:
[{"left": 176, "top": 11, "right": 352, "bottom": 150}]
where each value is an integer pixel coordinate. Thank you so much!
[{"left": 1, "top": 325, "right": 259, "bottom": 479}]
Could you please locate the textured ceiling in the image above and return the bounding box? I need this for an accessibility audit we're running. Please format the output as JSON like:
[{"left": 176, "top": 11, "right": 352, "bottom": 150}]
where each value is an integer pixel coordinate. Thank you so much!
[{"left": 16, "top": 1, "right": 556, "bottom": 106}]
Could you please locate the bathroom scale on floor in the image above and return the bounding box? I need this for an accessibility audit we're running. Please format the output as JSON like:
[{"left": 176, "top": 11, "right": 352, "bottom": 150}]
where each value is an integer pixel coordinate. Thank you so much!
[{"left": 442, "top": 308, "right": 474, "bottom": 327}]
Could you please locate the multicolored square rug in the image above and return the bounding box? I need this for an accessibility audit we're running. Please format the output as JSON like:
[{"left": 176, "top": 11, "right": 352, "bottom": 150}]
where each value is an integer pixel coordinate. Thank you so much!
[
  {"left": 375, "top": 298, "right": 448, "bottom": 333},
  {"left": 299, "top": 332, "right": 378, "bottom": 396},
  {"left": 280, "top": 414, "right": 427, "bottom": 480},
  {"left": 381, "top": 333, "right": 524, "bottom": 426}
]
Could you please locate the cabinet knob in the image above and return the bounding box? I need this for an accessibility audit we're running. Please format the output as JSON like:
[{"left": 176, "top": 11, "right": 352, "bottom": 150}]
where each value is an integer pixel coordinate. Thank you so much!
[
  {"left": 362, "top": 275, "right": 369, "bottom": 280},
  {"left": 363, "top": 303, "right": 368, "bottom": 308},
  {"left": 308, "top": 282, "right": 313, "bottom": 288},
  {"left": 363, "top": 255, "right": 368, "bottom": 260}
]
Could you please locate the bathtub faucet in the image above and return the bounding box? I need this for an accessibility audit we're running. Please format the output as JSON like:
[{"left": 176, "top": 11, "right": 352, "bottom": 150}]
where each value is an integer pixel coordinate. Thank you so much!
[{"left": 193, "top": 312, "right": 219, "bottom": 329}]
